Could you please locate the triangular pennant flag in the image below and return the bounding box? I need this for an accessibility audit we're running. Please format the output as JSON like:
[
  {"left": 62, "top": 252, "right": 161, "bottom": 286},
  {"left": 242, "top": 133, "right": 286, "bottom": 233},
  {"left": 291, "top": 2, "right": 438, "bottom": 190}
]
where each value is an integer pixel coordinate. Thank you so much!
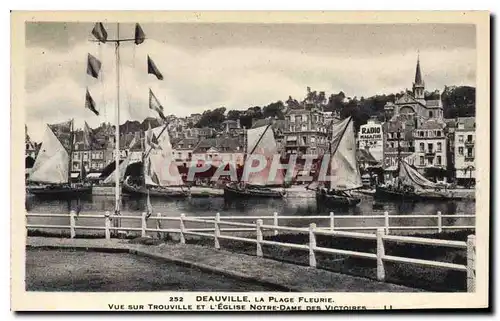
[
  {"left": 83, "top": 121, "right": 98, "bottom": 149},
  {"left": 134, "top": 23, "right": 146, "bottom": 45},
  {"left": 147, "top": 55, "right": 164, "bottom": 80},
  {"left": 85, "top": 88, "right": 99, "bottom": 116},
  {"left": 91, "top": 22, "right": 108, "bottom": 43},
  {"left": 149, "top": 89, "right": 166, "bottom": 120},
  {"left": 87, "top": 53, "right": 102, "bottom": 79}
]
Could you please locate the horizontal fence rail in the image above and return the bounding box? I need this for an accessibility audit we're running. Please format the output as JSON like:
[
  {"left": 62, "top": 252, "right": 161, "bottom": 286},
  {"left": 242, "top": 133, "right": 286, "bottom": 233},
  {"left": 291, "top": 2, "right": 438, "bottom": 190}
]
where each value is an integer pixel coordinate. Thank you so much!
[{"left": 26, "top": 210, "right": 476, "bottom": 292}]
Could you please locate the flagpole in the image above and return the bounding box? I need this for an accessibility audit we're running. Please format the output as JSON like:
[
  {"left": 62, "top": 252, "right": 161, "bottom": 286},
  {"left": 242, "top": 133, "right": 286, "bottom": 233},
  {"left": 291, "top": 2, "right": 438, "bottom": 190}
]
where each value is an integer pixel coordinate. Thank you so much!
[{"left": 114, "top": 23, "right": 121, "bottom": 226}]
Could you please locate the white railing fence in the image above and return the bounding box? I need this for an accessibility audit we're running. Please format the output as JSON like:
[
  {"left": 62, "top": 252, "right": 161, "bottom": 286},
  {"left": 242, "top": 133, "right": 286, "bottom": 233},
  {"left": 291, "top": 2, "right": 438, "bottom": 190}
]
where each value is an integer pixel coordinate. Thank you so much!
[{"left": 26, "top": 211, "right": 476, "bottom": 291}]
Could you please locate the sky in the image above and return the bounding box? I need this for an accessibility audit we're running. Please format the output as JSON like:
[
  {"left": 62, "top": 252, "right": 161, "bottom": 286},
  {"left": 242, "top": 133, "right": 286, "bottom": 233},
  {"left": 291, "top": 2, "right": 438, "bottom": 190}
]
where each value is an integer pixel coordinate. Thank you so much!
[{"left": 25, "top": 22, "right": 476, "bottom": 141}]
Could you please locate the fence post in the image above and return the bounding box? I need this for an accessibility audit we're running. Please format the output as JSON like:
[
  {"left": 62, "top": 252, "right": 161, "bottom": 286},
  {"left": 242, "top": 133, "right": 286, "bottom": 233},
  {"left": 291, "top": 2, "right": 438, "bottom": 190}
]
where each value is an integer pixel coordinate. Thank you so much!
[
  {"left": 141, "top": 212, "right": 147, "bottom": 238},
  {"left": 256, "top": 219, "right": 263, "bottom": 257},
  {"left": 309, "top": 223, "right": 317, "bottom": 268},
  {"left": 104, "top": 211, "right": 111, "bottom": 240},
  {"left": 437, "top": 211, "right": 442, "bottom": 233},
  {"left": 273, "top": 212, "right": 278, "bottom": 236},
  {"left": 376, "top": 228, "right": 386, "bottom": 281},
  {"left": 467, "top": 234, "right": 476, "bottom": 292},
  {"left": 156, "top": 213, "right": 163, "bottom": 240},
  {"left": 179, "top": 213, "right": 186, "bottom": 244},
  {"left": 69, "top": 210, "right": 76, "bottom": 239},
  {"left": 329, "top": 212, "right": 334, "bottom": 231},
  {"left": 384, "top": 211, "right": 390, "bottom": 235},
  {"left": 214, "top": 212, "right": 221, "bottom": 250}
]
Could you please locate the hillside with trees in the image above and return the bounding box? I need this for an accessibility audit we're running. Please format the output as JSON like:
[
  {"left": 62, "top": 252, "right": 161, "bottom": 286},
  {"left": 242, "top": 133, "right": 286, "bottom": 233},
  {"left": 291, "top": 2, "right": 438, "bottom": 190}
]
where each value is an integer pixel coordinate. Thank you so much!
[{"left": 193, "top": 86, "right": 476, "bottom": 131}]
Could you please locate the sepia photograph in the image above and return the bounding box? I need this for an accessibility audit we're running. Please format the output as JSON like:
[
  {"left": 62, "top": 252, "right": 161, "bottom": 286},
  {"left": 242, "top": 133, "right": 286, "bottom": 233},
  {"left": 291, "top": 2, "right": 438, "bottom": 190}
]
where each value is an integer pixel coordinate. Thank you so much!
[{"left": 11, "top": 11, "right": 490, "bottom": 311}]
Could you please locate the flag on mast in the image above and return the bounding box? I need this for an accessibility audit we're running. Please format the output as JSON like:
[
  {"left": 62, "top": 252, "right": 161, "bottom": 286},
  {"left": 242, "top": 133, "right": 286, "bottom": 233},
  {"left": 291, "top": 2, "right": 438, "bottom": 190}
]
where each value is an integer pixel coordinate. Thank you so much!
[
  {"left": 91, "top": 22, "right": 108, "bottom": 43},
  {"left": 134, "top": 23, "right": 146, "bottom": 45},
  {"left": 83, "top": 122, "right": 98, "bottom": 149},
  {"left": 85, "top": 88, "right": 99, "bottom": 116},
  {"left": 147, "top": 55, "right": 164, "bottom": 80},
  {"left": 87, "top": 54, "right": 102, "bottom": 79},
  {"left": 149, "top": 89, "right": 166, "bottom": 120}
]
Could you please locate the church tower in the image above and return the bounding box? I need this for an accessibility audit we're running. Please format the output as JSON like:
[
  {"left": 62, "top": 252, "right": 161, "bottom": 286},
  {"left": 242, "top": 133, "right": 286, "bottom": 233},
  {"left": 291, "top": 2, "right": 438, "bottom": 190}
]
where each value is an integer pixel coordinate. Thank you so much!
[{"left": 412, "top": 55, "right": 425, "bottom": 102}]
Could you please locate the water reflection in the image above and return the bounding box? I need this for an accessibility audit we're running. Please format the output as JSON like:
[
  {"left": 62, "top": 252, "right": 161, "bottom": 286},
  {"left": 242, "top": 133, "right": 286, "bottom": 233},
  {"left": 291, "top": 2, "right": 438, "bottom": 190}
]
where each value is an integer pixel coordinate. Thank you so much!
[{"left": 27, "top": 193, "right": 475, "bottom": 217}]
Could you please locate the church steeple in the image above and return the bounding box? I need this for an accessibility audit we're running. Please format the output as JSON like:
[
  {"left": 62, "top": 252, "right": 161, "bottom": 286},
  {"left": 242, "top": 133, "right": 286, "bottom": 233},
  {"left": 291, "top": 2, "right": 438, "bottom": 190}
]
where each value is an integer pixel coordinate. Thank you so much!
[
  {"left": 412, "top": 53, "right": 425, "bottom": 100},
  {"left": 415, "top": 54, "right": 423, "bottom": 85}
]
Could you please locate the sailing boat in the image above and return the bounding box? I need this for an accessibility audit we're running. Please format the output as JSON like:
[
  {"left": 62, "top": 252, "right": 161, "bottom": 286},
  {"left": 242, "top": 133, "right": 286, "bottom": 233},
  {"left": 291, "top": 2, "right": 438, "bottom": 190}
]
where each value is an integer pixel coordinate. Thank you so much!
[
  {"left": 310, "top": 116, "right": 362, "bottom": 208},
  {"left": 122, "top": 123, "right": 189, "bottom": 198},
  {"left": 374, "top": 159, "right": 463, "bottom": 201},
  {"left": 27, "top": 120, "right": 92, "bottom": 198},
  {"left": 223, "top": 123, "right": 285, "bottom": 198}
]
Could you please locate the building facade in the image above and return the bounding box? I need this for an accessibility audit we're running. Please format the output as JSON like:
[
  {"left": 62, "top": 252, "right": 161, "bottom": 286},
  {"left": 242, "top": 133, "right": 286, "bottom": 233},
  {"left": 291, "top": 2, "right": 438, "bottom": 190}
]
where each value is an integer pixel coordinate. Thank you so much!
[
  {"left": 454, "top": 117, "right": 475, "bottom": 185},
  {"left": 413, "top": 119, "right": 447, "bottom": 171},
  {"left": 283, "top": 108, "right": 329, "bottom": 157}
]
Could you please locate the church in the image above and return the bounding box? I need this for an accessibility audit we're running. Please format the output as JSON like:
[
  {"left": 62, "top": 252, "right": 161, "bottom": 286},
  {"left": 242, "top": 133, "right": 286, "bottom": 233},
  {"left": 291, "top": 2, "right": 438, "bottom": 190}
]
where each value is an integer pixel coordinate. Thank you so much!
[
  {"left": 382, "top": 56, "right": 448, "bottom": 177},
  {"left": 384, "top": 56, "right": 444, "bottom": 121}
]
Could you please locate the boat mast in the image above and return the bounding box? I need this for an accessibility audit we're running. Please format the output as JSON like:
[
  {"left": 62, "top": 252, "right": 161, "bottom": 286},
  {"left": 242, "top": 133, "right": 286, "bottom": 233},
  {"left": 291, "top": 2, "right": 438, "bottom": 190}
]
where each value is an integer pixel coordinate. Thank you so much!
[
  {"left": 114, "top": 23, "right": 121, "bottom": 215},
  {"left": 68, "top": 119, "right": 74, "bottom": 185},
  {"left": 396, "top": 127, "right": 401, "bottom": 177}
]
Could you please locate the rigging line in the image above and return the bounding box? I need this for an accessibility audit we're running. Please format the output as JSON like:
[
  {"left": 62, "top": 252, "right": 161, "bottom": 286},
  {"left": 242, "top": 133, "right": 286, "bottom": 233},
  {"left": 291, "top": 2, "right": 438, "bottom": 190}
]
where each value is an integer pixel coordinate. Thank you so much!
[{"left": 248, "top": 124, "right": 272, "bottom": 156}]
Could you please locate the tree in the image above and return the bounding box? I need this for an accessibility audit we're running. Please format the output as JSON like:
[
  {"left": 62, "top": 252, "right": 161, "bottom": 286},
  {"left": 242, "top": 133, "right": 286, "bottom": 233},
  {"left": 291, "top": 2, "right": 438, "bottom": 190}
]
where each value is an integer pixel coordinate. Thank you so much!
[
  {"left": 263, "top": 101, "right": 285, "bottom": 119},
  {"left": 227, "top": 110, "right": 242, "bottom": 121},
  {"left": 195, "top": 107, "right": 227, "bottom": 128}
]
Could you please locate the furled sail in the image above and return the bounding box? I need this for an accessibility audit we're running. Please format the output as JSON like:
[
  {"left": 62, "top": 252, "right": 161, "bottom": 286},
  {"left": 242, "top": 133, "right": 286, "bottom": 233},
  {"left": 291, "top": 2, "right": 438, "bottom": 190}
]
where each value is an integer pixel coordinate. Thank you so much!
[
  {"left": 245, "top": 125, "right": 284, "bottom": 186},
  {"left": 29, "top": 124, "right": 70, "bottom": 184},
  {"left": 327, "top": 117, "right": 362, "bottom": 191},
  {"left": 399, "top": 160, "right": 437, "bottom": 190},
  {"left": 143, "top": 125, "right": 184, "bottom": 187}
]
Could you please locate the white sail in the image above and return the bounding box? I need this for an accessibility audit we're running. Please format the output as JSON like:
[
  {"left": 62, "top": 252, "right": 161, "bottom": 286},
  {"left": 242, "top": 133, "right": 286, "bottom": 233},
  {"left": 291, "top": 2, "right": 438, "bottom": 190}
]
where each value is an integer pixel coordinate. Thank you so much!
[
  {"left": 144, "top": 125, "right": 184, "bottom": 187},
  {"left": 245, "top": 125, "right": 284, "bottom": 186},
  {"left": 399, "top": 160, "right": 437, "bottom": 190},
  {"left": 327, "top": 117, "right": 362, "bottom": 191},
  {"left": 29, "top": 125, "right": 70, "bottom": 184}
]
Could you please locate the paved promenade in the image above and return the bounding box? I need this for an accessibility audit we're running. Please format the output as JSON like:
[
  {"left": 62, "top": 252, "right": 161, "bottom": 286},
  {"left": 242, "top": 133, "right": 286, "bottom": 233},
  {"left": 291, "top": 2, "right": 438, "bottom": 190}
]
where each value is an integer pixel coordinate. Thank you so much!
[{"left": 27, "top": 237, "right": 424, "bottom": 292}]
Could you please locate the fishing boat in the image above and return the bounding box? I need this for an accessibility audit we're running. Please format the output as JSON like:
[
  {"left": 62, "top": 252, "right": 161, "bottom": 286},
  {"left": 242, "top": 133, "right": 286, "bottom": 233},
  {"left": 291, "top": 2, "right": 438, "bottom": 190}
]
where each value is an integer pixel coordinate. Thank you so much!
[
  {"left": 27, "top": 120, "right": 92, "bottom": 198},
  {"left": 223, "top": 123, "right": 286, "bottom": 199},
  {"left": 375, "top": 160, "right": 467, "bottom": 201},
  {"left": 309, "top": 117, "right": 362, "bottom": 208},
  {"left": 122, "top": 124, "right": 190, "bottom": 198}
]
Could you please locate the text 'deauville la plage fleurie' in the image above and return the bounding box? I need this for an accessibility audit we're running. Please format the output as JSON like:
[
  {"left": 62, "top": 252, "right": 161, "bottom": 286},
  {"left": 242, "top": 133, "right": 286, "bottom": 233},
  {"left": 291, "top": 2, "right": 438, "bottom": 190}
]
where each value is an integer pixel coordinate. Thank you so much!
[{"left": 108, "top": 296, "right": 371, "bottom": 311}]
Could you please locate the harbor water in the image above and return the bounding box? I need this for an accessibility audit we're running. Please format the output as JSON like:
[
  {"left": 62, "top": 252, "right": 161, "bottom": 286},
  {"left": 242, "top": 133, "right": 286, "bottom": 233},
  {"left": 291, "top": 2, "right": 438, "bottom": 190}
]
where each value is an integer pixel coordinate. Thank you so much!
[{"left": 26, "top": 193, "right": 476, "bottom": 235}]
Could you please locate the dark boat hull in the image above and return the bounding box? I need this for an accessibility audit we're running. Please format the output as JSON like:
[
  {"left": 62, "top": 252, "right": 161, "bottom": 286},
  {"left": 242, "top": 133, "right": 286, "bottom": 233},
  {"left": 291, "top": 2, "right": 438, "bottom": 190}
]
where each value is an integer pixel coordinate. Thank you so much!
[
  {"left": 223, "top": 185, "right": 284, "bottom": 199},
  {"left": 374, "top": 186, "right": 465, "bottom": 201},
  {"left": 315, "top": 191, "right": 361, "bottom": 208},
  {"left": 27, "top": 185, "right": 92, "bottom": 199},
  {"left": 122, "top": 181, "right": 188, "bottom": 198}
]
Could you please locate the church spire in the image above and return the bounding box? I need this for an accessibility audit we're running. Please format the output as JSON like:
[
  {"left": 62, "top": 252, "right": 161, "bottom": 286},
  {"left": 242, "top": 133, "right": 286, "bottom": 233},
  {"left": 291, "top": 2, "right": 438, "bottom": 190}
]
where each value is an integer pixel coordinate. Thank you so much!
[
  {"left": 412, "top": 52, "right": 425, "bottom": 100},
  {"left": 414, "top": 53, "right": 423, "bottom": 85}
]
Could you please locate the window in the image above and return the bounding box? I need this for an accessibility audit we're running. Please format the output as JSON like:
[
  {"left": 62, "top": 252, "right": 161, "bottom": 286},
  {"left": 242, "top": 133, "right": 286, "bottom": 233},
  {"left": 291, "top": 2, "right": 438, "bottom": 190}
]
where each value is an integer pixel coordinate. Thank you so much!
[
  {"left": 437, "top": 142, "right": 442, "bottom": 152},
  {"left": 467, "top": 135, "right": 473, "bottom": 142},
  {"left": 288, "top": 116, "right": 293, "bottom": 123},
  {"left": 310, "top": 136, "right": 316, "bottom": 143},
  {"left": 428, "top": 143, "right": 433, "bottom": 153},
  {"left": 467, "top": 147, "right": 473, "bottom": 158},
  {"left": 437, "top": 130, "right": 441, "bottom": 137},
  {"left": 420, "top": 131, "right": 424, "bottom": 137},
  {"left": 302, "top": 115, "right": 308, "bottom": 122},
  {"left": 428, "top": 157, "right": 433, "bottom": 165},
  {"left": 420, "top": 156, "right": 424, "bottom": 165},
  {"left": 458, "top": 147, "right": 464, "bottom": 155},
  {"left": 419, "top": 143, "right": 424, "bottom": 152},
  {"left": 437, "top": 156, "right": 442, "bottom": 165},
  {"left": 188, "top": 152, "right": 192, "bottom": 159},
  {"left": 390, "top": 142, "right": 395, "bottom": 148},
  {"left": 429, "top": 111, "right": 433, "bottom": 118},
  {"left": 409, "top": 141, "right": 413, "bottom": 147},
  {"left": 302, "top": 136, "right": 307, "bottom": 145},
  {"left": 458, "top": 135, "right": 464, "bottom": 143}
]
